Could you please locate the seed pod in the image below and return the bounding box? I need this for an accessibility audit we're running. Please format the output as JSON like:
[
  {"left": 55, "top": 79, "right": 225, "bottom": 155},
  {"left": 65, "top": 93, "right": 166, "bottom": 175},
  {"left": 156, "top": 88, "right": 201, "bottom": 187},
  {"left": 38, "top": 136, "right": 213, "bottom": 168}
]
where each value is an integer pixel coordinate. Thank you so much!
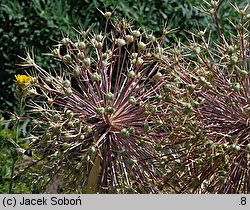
[
  {"left": 198, "top": 31, "right": 205, "bottom": 37},
  {"left": 47, "top": 98, "right": 54, "bottom": 105},
  {"left": 187, "top": 84, "right": 196, "bottom": 92},
  {"left": 149, "top": 104, "right": 157, "bottom": 113},
  {"left": 97, "top": 107, "right": 105, "bottom": 115},
  {"left": 131, "top": 30, "right": 141, "bottom": 38},
  {"left": 231, "top": 144, "right": 240, "bottom": 152},
  {"left": 155, "top": 94, "right": 163, "bottom": 102},
  {"left": 62, "top": 54, "right": 72, "bottom": 62},
  {"left": 132, "top": 57, "right": 144, "bottom": 67},
  {"left": 155, "top": 72, "right": 163, "bottom": 80},
  {"left": 73, "top": 66, "right": 81, "bottom": 76},
  {"left": 144, "top": 124, "right": 151, "bottom": 132},
  {"left": 232, "top": 82, "right": 241, "bottom": 91},
  {"left": 230, "top": 54, "right": 238, "bottom": 64},
  {"left": 184, "top": 103, "right": 193, "bottom": 114},
  {"left": 125, "top": 35, "right": 134, "bottom": 43},
  {"left": 65, "top": 110, "right": 74, "bottom": 119},
  {"left": 128, "top": 127, "right": 136, "bottom": 135},
  {"left": 105, "top": 106, "right": 115, "bottom": 114},
  {"left": 104, "top": 12, "right": 112, "bottom": 18},
  {"left": 61, "top": 37, "right": 70, "bottom": 45},
  {"left": 78, "top": 134, "right": 85, "bottom": 140},
  {"left": 117, "top": 38, "right": 126, "bottom": 47},
  {"left": 205, "top": 140, "right": 213, "bottom": 148},
  {"left": 92, "top": 72, "right": 101, "bottom": 81},
  {"left": 53, "top": 114, "right": 60, "bottom": 122},
  {"left": 138, "top": 41, "right": 146, "bottom": 50},
  {"left": 226, "top": 45, "right": 234, "bottom": 54},
  {"left": 106, "top": 92, "right": 114, "bottom": 100},
  {"left": 96, "top": 34, "right": 104, "bottom": 42},
  {"left": 77, "top": 52, "right": 85, "bottom": 60},
  {"left": 75, "top": 41, "right": 86, "bottom": 50},
  {"left": 83, "top": 57, "right": 91, "bottom": 66},
  {"left": 63, "top": 79, "right": 71, "bottom": 88},
  {"left": 128, "top": 70, "right": 136, "bottom": 79},
  {"left": 64, "top": 88, "right": 73, "bottom": 96},
  {"left": 128, "top": 96, "right": 136, "bottom": 105},
  {"left": 89, "top": 146, "right": 96, "bottom": 153},
  {"left": 120, "top": 128, "right": 130, "bottom": 138},
  {"left": 147, "top": 34, "right": 156, "bottom": 42},
  {"left": 246, "top": 143, "right": 250, "bottom": 151},
  {"left": 84, "top": 125, "right": 92, "bottom": 134}
]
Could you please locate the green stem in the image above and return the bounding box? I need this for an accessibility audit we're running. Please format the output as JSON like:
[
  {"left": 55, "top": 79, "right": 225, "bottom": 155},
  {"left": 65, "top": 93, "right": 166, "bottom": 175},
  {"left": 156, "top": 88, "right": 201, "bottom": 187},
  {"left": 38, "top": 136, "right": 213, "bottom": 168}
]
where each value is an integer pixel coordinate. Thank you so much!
[
  {"left": 86, "top": 155, "right": 100, "bottom": 193},
  {"left": 9, "top": 93, "right": 24, "bottom": 194},
  {"left": 9, "top": 154, "right": 16, "bottom": 194}
]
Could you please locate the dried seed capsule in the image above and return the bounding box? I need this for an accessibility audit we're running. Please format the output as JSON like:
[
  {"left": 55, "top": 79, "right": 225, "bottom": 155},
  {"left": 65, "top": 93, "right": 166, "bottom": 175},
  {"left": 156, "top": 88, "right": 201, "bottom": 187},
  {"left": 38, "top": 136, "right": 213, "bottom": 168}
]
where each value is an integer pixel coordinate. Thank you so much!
[
  {"left": 96, "top": 34, "right": 104, "bottom": 42},
  {"left": 231, "top": 144, "right": 240, "bottom": 152},
  {"left": 78, "top": 134, "right": 85, "bottom": 140},
  {"left": 132, "top": 57, "right": 144, "bottom": 67}
]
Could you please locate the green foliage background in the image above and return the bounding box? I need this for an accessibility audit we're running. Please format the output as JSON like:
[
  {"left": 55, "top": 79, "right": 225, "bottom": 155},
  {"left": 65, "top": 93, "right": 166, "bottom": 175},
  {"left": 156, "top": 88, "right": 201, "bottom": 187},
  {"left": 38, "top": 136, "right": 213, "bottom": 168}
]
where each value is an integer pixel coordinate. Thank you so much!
[{"left": 0, "top": 0, "right": 249, "bottom": 193}]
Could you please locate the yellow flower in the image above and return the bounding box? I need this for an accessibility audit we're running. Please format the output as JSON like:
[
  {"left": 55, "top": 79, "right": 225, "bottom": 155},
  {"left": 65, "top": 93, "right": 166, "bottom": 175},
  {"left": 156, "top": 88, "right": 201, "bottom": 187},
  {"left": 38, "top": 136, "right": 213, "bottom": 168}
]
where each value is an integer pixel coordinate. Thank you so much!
[{"left": 15, "top": 74, "right": 32, "bottom": 87}]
